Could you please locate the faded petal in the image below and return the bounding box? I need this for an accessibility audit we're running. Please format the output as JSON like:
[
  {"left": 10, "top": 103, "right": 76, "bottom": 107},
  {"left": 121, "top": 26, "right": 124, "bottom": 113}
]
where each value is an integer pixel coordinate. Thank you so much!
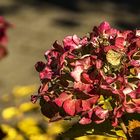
[
  {"left": 63, "top": 99, "right": 75, "bottom": 116},
  {"left": 98, "top": 21, "right": 111, "bottom": 34},
  {"left": 79, "top": 117, "right": 92, "bottom": 125},
  {"left": 54, "top": 92, "right": 72, "bottom": 107}
]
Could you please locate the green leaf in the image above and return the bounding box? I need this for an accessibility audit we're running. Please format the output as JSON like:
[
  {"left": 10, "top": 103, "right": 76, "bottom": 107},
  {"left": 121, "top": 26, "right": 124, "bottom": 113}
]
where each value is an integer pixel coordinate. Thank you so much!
[{"left": 111, "top": 129, "right": 126, "bottom": 138}]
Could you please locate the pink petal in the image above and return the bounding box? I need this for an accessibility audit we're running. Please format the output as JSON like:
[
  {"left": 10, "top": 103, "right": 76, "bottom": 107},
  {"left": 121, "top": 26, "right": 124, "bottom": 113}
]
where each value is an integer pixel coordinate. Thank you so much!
[
  {"left": 72, "top": 34, "right": 80, "bottom": 46},
  {"left": 79, "top": 36, "right": 88, "bottom": 46},
  {"left": 63, "top": 35, "right": 80, "bottom": 50},
  {"left": 130, "top": 60, "right": 140, "bottom": 67},
  {"left": 113, "top": 106, "right": 124, "bottom": 118},
  {"left": 104, "top": 45, "right": 117, "bottom": 52},
  {"left": 31, "top": 95, "right": 39, "bottom": 103},
  {"left": 82, "top": 100, "right": 91, "bottom": 111},
  {"left": 75, "top": 99, "right": 82, "bottom": 113},
  {"left": 105, "top": 76, "right": 117, "bottom": 84},
  {"left": 43, "top": 95, "right": 50, "bottom": 102},
  {"left": 71, "top": 66, "right": 83, "bottom": 82},
  {"left": 98, "top": 21, "right": 111, "bottom": 34},
  {"left": 54, "top": 92, "right": 72, "bottom": 107},
  {"left": 74, "top": 82, "right": 93, "bottom": 92},
  {"left": 136, "top": 30, "right": 140, "bottom": 37},
  {"left": 124, "top": 103, "right": 136, "bottom": 113},
  {"left": 81, "top": 72, "right": 93, "bottom": 84},
  {"left": 136, "top": 38, "right": 140, "bottom": 48},
  {"left": 63, "top": 99, "right": 75, "bottom": 116},
  {"left": 95, "top": 59, "right": 102, "bottom": 69},
  {"left": 115, "top": 37, "right": 125, "bottom": 49},
  {"left": 87, "top": 95, "right": 100, "bottom": 105},
  {"left": 39, "top": 66, "right": 52, "bottom": 80},
  {"left": 94, "top": 107, "right": 109, "bottom": 119},
  {"left": 79, "top": 117, "right": 92, "bottom": 125},
  {"left": 106, "top": 28, "right": 118, "bottom": 37}
]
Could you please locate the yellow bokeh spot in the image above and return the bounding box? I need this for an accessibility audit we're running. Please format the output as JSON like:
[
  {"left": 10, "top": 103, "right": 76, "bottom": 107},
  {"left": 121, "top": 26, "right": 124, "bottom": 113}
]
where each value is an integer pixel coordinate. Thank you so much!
[
  {"left": 76, "top": 135, "right": 117, "bottom": 140},
  {"left": 47, "top": 121, "right": 65, "bottom": 135},
  {"left": 17, "top": 117, "right": 41, "bottom": 136},
  {"left": 19, "top": 102, "right": 38, "bottom": 112},
  {"left": 1, "top": 124, "right": 24, "bottom": 140},
  {"left": 12, "top": 84, "right": 38, "bottom": 97},
  {"left": 29, "top": 134, "right": 49, "bottom": 140},
  {"left": 2, "top": 107, "right": 21, "bottom": 120}
]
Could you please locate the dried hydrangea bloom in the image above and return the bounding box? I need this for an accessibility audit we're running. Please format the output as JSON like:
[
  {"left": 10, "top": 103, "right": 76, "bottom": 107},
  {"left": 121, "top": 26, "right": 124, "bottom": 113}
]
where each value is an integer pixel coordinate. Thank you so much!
[
  {"left": 0, "top": 16, "right": 11, "bottom": 59},
  {"left": 32, "top": 22, "right": 140, "bottom": 127}
]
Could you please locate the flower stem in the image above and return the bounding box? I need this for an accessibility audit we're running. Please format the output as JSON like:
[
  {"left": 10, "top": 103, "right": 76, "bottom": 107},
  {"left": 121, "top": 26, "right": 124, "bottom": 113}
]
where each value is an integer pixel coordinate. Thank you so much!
[{"left": 119, "top": 119, "right": 131, "bottom": 140}]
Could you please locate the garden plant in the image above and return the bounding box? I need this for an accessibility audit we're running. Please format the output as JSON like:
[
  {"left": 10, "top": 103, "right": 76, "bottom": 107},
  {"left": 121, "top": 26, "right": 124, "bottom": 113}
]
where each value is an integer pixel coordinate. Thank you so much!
[{"left": 32, "top": 21, "right": 140, "bottom": 140}]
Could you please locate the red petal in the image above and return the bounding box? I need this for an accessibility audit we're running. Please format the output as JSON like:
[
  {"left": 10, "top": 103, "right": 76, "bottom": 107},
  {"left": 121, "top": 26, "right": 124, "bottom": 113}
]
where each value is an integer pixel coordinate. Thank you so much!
[
  {"left": 75, "top": 99, "right": 82, "bottom": 113},
  {"left": 63, "top": 99, "right": 75, "bottom": 116},
  {"left": 72, "top": 34, "right": 80, "bottom": 45},
  {"left": 39, "top": 66, "right": 52, "bottom": 80},
  {"left": 81, "top": 72, "right": 92, "bottom": 84},
  {"left": 88, "top": 95, "right": 99, "bottom": 105},
  {"left": 54, "top": 92, "right": 72, "bottom": 107},
  {"left": 79, "top": 117, "right": 92, "bottom": 125},
  {"left": 82, "top": 100, "right": 91, "bottom": 111},
  {"left": 115, "top": 37, "right": 125, "bottom": 49},
  {"left": 63, "top": 35, "right": 80, "bottom": 50},
  {"left": 94, "top": 107, "right": 109, "bottom": 119},
  {"left": 136, "top": 38, "right": 140, "bottom": 48},
  {"left": 98, "top": 21, "right": 110, "bottom": 34},
  {"left": 95, "top": 59, "right": 102, "bottom": 69}
]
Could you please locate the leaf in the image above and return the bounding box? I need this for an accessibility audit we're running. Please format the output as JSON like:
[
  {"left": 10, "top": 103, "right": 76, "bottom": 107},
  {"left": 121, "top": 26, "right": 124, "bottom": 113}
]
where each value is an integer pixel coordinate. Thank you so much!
[
  {"left": 111, "top": 129, "right": 126, "bottom": 138},
  {"left": 102, "top": 101, "right": 113, "bottom": 111},
  {"left": 106, "top": 50, "right": 122, "bottom": 66}
]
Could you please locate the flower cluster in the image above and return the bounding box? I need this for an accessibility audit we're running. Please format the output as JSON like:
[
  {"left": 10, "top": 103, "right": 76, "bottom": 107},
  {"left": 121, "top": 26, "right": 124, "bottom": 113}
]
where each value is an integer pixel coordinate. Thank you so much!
[
  {"left": 0, "top": 16, "right": 11, "bottom": 60},
  {"left": 32, "top": 22, "right": 140, "bottom": 127}
]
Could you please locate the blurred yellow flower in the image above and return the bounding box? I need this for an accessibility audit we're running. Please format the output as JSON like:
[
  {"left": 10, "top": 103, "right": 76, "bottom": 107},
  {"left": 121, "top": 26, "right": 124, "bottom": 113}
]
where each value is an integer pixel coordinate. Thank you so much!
[
  {"left": 29, "top": 134, "right": 48, "bottom": 140},
  {"left": 17, "top": 117, "right": 41, "bottom": 136},
  {"left": 12, "top": 85, "right": 37, "bottom": 97},
  {"left": 1, "top": 124, "right": 24, "bottom": 140},
  {"left": 1, "top": 107, "right": 21, "bottom": 120},
  {"left": 47, "top": 121, "right": 65, "bottom": 135},
  {"left": 76, "top": 135, "right": 117, "bottom": 140},
  {"left": 19, "top": 102, "right": 38, "bottom": 112}
]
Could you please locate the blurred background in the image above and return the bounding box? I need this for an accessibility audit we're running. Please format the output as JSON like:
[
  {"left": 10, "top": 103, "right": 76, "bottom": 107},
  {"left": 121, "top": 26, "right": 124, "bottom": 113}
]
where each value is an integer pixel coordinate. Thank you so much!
[
  {"left": 0, "top": 0, "right": 140, "bottom": 94},
  {"left": 0, "top": 0, "right": 140, "bottom": 139}
]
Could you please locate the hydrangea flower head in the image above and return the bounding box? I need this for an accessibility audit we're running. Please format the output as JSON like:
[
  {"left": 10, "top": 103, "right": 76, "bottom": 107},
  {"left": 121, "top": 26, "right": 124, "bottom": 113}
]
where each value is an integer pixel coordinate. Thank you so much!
[{"left": 32, "top": 22, "right": 140, "bottom": 127}]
